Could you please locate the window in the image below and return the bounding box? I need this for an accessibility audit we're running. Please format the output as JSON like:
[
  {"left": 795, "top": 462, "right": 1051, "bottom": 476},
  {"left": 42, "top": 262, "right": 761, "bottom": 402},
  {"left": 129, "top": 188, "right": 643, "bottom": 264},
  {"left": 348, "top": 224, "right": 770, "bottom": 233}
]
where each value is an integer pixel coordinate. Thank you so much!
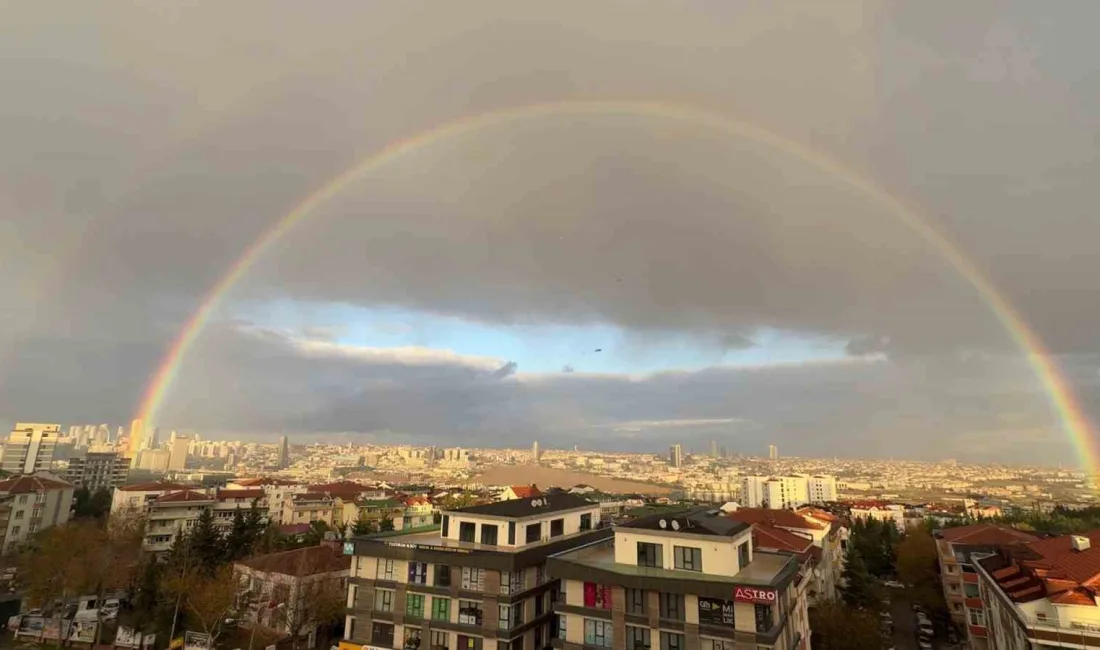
[
  {"left": 406, "top": 594, "right": 425, "bottom": 618},
  {"left": 404, "top": 627, "right": 422, "bottom": 650},
  {"left": 550, "top": 518, "right": 564, "bottom": 537},
  {"left": 659, "top": 593, "right": 684, "bottom": 620},
  {"left": 501, "top": 571, "right": 523, "bottom": 595},
  {"left": 377, "top": 558, "right": 396, "bottom": 580},
  {"left": 458, "top": 600, "right": 483, "bottom": 626},
  {"left": 700, "top": 640, "right": 734, "bottom": 650},
  {"left": 433, "top": 597, "right": 451, "bottom": 621},
  {"left": 498, "top": 604, "right": 513, "bottom": 630},
  {"left": 457, "top": 636, "right": 482, "bottom": 650},
  {"left": 481, "top": 524, "right": 499, "bottom": 545},
  {"left": 584, "top": 583, "right": 611, "bottom": 610},
  {"left": 17, "top": 496, "right": 27, "bottom": 505},
  {"left": 510, "top": 601, "right": 525, "bottom": 627},
  {"left": 535, "top": 592, "right": 544, "bottom": 617},
  {"left": 508, "top": 522, "right": 516, "bottom": 545},
  {"left": 969, "top": 609, "right": 986, "bottom": 627},
  {"left": 461, "top": 567, "right": 485, "bottom": 591},
  {"left": 737, "top": 542, "right": 750, "bottom": 568},
  {"left": 536, "top": 565, "right": 546, "bottom": 585},
  {"left": 965, "top": 583, "right": 980, "bottom": 598},
  {"left": 580, "top": 513, "right": 592, "bottom": 531},
  {"left": 626, "top": 588, "right": 646, "bottom": 615},
  {"left": 558, "top": 615, "right": 567, "bottom": 639},
  {"left": 526, "top": 523, "right": 542, "bottom": 543},
  {"left": 372, "top": 622, "right": 395, "bottom": 647},
  {"left": 673, "top": 546, "right": 701, "bottom": 572},
  {"left": 584, "top": 620, "right": 612, "bottom": 648},
  {"left": 753, "top": 604, "right": 774, "bottom": 633},
  {"left": 436, "top": 565, "right": 452, "bottom": 587},
  {"left": 442, "top": 515, "right": 450, "bottom": 537},
  {"left": 627, "top": 626, "right": 651, "bottom": 650},
  {"left": 408, "top": 562, "right": 428, "bottom": 585},
  {"left": 659, "top": 633, "right": 683, "bottom": 650},
  {"left": 375, "top": 589, "right": 394, "bottom": 612},
  {"left": 459, "top": 522, "right": 476, "bottom": 543},
  {"left": 637, "top": 542, "right": 663, "bottom": 568},
  {"left": 430, "top": 631, "right": 449, "bottom": 650},
  {"left": 13, "top": 511, "right": 23, "bottom": 520},
  {"left": 534, "top": 625, "right": 543, "bottom": 650}
]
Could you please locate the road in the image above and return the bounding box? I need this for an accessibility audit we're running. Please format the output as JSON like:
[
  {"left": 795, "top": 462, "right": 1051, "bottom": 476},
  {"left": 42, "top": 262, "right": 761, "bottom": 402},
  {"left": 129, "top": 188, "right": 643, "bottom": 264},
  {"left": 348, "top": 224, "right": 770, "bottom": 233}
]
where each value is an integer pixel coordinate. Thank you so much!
[{"left": 885, "top": 588, "right": 959, "bottom": 650}]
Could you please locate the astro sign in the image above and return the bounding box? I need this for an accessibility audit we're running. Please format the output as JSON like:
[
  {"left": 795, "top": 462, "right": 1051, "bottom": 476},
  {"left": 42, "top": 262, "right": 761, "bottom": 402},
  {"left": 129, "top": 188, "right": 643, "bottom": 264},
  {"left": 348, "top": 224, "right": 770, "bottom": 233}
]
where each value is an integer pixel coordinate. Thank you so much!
[{"left": 733, "top": 587, "right": 778, "bottom": 604}]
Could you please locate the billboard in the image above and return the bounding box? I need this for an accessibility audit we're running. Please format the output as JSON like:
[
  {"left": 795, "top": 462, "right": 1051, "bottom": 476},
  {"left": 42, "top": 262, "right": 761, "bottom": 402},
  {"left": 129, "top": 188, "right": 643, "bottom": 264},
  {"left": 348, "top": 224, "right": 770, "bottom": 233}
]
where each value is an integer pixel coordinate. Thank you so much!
[
  {"left": 697, "top": 596, "right": 735, "bottom": 626},
  {"left": 116, "top": 626, "right": 157, "bottom": 649},
  {"left": 732, "top": 586, "right": 777, "bottom": 604},
  {"left": 184, "top": 631, "right": 212, "bottom": 650}
]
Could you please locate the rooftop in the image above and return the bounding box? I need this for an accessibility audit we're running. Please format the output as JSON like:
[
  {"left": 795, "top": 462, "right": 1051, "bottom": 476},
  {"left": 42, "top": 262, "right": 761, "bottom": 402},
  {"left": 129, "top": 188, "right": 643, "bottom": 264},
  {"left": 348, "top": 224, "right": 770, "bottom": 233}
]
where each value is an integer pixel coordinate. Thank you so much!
[
  {"left": 447, "top": 492, "right": 596, "bottom": 519},
  {"left": 937, "top": 523, "right": 1039, "bottom": 546},
  {"left": 624, "top": 508, "right": 750, "bottom": 537},
  {"left": 118, "top": 481, "right": 190, "bottom": 492},
  {"left": 978, "top": 530, "right": 1100, "bottom": 606},
  {"left": 726, "top": 508, "right": 824, "bottom": 531},
  {"left": 155, "top": 489, "right": 213, "bottom": 504},
  {"left": 0, "top": 474, "right": 72, "bottom": 494},
  {"left": 237, "top": 544, "right": 350, "bottom": 576}
]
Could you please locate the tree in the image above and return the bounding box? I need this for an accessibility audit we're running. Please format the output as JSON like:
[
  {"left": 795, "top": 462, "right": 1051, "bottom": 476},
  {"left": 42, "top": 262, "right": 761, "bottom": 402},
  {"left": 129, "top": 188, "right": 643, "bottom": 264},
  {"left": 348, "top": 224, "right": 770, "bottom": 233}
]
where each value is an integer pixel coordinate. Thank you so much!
[
  {"left": 302, "top": 520, "right": 332, "bottom": 546},
  {"left": 351, "top": 515, "right": 375, "bottom": 537},
  {"left": 378, "top": 516, "right": 394, "bottom": 533},
  {"left": 271, "top": 554, "right": 348, "bottom": 650},
  {"left": 19, "top": 524, "right": 86, "bottom": 642},
  {"left": 896, "top": 528, "right": 939, "bottom": 590},
  {"left": 189, "top": 508, "right": 224, "bottom": 572},
  {"left": 809, "top": 599, "right": 883, "bottom": 650},
  {"left": 839, "top": 547, "right": 881, "bottom": 611},
  {"left": 70, "top": 516, "right": 146, "bottom": 647},
  {"left": 440, "top": 491, "right": 479, "bottom": 510},
  {"left": 225, "top": 509, "right": 254, "bottom": 562},
  {"left": 72, "top": 487, "right": 113, "bottom": 520},
  {"left": 178, "top": 565, "right": 239, "bottom": 646}
]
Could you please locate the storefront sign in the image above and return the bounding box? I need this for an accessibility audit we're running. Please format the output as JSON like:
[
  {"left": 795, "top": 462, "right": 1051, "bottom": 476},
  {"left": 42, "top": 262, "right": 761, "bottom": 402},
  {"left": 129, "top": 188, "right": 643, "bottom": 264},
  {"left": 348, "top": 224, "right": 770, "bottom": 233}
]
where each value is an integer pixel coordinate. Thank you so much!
[
  {"left": 733, "top": 587, "right": 777, "bottom": 604},
  {"left": 697, "top": 596, "right": 735, "bottom": 626},
  {"left": 383, "top": 541, "right": 471, "bottom": 554}
]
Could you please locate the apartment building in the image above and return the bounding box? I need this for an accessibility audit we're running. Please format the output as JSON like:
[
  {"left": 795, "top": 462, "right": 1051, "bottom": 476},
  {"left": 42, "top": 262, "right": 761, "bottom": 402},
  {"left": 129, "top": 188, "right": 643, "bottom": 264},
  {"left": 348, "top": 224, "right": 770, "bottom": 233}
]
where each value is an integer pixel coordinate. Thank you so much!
[
  {"left": 2, "top": 423, "right": 59, "bottom": 475},
  {"left": 975, "top": 530, "right": 1100, "bottom": 649},
  {"left": 0, "top": 473, "right": 75, "bottom": 554},
  {"left": 933, "top": 524, "right": 1038, "bottom": 648},
  {"left": 142, "top": 487, "right": 271, "bottom": 552},
  {"left": 110, "top": 481, "right": 191, "bottom": 515},
  {"left": 65, "top": 452, "right": 130, "bottom": 492},
  {"left": 548, "top": 507, "right": 810, "bottom": 650},
  {"left": 740, "top": 476, "right": 837, "bottom": 510},
  {"left": 847, "top": 501, "right": 906, "bottom": 532},
  {"left": 343, "top": 493, "right": 608, "bottom": 650}
]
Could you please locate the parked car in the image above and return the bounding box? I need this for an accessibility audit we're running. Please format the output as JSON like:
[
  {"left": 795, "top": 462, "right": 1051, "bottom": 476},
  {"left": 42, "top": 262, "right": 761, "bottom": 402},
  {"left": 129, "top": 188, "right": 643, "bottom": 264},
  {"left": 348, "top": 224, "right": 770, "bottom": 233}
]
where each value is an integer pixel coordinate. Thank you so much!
[
  {"left": 918, "top": 640, "right": 933, "bottom": 650},
  {"left": 884, "top": 579, "right": 904, "bottom": 588},
  {"left": 918, "top": 621, "right": 935, "bottom": 638}
]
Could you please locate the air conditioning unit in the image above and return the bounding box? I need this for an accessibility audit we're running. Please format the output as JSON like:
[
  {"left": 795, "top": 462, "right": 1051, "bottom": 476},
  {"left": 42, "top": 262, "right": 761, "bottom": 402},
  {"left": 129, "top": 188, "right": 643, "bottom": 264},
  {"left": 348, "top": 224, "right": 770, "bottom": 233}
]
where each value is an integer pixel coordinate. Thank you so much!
[{"left": 1072, "top": 535, "right": 1091, "bottom": 552}]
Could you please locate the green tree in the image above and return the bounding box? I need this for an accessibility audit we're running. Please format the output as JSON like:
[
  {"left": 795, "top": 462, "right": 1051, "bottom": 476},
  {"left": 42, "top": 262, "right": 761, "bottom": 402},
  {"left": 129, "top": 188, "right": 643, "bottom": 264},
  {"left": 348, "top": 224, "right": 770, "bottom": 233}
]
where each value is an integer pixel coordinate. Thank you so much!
[
  {"left": 839, "top": 547, "right": 881, "bottom": 611},
  {"left": 303, "top": 520, "right": 333, "bottom": 546},
  {"left": 896, "top": 528, "right": 939, "bottom": 590},
  {"left": 188, "top": 508, "right": 224, "bottom": 571},
  {"left": 809, "top": 599, "right": 883, "bottom": 650},
  {"left": 351, "top": 515, "right": 376, "bottom": 537},
  {"left": 224, "top": 508, "right": 253, "bottom": 562},
  {"left": 378, "top": 517, "right": 395, "bottom": 533}
]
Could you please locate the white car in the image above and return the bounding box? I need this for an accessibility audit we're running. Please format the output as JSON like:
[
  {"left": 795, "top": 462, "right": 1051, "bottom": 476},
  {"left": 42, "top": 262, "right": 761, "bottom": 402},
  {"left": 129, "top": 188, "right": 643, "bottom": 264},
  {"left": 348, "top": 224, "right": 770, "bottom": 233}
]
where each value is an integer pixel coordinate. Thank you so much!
[
  {"left": 884, "top": 580, "right": 904, "bottom": 588},
  {"left": 918, "top": 641, "right": 933, "bottom": 650}
]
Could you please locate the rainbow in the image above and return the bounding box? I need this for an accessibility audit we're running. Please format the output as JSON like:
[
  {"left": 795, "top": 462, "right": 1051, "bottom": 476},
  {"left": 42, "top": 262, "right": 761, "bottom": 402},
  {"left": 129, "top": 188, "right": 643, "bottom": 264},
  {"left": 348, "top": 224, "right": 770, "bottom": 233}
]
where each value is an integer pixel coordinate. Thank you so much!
[{"left": 134, "top": 100, "right": 1098, "bottom": 472}]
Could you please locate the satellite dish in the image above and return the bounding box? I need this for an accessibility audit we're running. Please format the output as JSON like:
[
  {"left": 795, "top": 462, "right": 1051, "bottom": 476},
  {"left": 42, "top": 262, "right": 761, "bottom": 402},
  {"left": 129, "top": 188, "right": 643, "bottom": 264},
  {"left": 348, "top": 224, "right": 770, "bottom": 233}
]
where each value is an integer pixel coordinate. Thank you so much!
[
  {"left": 671, "top": 520, "right": 681, "bottom": 531},
  {"left": 659, "top": 519, "right": 667, "bottom": 529}
]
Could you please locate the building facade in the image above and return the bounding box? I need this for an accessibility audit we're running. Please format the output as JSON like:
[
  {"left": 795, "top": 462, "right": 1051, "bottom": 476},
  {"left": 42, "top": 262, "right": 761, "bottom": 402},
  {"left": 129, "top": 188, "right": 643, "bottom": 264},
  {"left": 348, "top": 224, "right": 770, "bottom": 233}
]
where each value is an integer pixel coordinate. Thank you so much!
[
  {"left": 0, "top": 473, "right": 75, "bottom": 554},
  {"left": 343, "top": 492, "right": 608, "bottom": 650},
  {"left": 548, "top": 508, "right": 810, "bottom": 650},
  {"left": 3, "top": 423, "right": 59, "bottom": 475},
  {"left": 65, "top": 452, "right": 130, "bottom": 492}
]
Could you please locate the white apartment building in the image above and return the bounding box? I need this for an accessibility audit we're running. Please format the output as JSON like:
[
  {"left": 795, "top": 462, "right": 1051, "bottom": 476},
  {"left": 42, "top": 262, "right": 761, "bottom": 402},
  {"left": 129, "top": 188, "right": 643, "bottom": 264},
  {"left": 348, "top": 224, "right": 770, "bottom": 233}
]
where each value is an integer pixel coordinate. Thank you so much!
[
  {"left": 110, "top": 481, "right": 191, "bottom": 515},
  {"left": 742, "top": 475, "right": 837, "bottom": 510},
  {"left": 2, "top": 423, "right": 60, "bottom": 475},
  {"left": 848, "top": 502, "right": 906, "bottom": 532},
  {"left": 0, "top": 473, "right": 75, "bottom": 554},
  {"left": 807, "top": 476, "right": 837, "bottom": 504}
]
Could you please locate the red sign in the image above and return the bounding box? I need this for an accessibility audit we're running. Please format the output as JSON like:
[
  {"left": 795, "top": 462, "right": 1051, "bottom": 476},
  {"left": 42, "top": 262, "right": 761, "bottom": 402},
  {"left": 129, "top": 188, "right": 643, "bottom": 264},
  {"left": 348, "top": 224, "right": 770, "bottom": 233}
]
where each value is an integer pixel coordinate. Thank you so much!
[{"left": 733, "top": 587, "right": 778, "bottom": 604}]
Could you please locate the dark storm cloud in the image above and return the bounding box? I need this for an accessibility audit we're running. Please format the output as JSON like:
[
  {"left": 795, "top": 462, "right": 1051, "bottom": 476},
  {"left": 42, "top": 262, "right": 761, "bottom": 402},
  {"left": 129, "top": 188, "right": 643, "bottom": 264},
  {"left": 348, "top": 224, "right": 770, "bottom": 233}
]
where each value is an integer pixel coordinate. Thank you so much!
[{"left": 2, "top": 1, "right": 1099, "bottom": 462}]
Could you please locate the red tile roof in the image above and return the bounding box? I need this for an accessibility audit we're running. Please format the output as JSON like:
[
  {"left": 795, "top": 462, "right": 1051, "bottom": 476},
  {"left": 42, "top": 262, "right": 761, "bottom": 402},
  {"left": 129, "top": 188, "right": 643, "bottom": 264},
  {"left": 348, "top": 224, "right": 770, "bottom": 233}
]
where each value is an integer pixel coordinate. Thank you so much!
[
  {"left": 939, "top": 524, "right": 1038, "bottom": 546},
  {"left": 118, "top": 481, "right": 190, "bottom": 492},
  {"left": 509, "top": 485, "right": 542, "bottom": 498},
  {"left": 727, "top": 508, "right": 824, "bottom": 531},
  {"left": 846, "top": 500, "right": 899, "bottom": 510},
  {"left": 292, "top": 492, "right": 333, "bottom": 502},
  {"left": 305, "top": 481, "right": 370, "bottom": 499},
  {"left": 981, "top": 530, "right": 1100, "bottom": 606},
  {"left": 0, "top": 474, "right": 72, "bottom": 494},
  {"left": 237, "top": 545, "right": 350, "bottom": 576},
  {"left": 279, "top": 523, "right": 312, "bottom": 536},
  {"left": 752, "top": 523, "right": 814, "bottom": 554},
  {"left": 233, "top": 478, "right": 299, "bottom": 487},
  {"left": 217, "top": 488, "right": 266, "bottom": 501},
  {"left": 154, "top": 490, "right": 212, "bottom": 503},
  {"left": 797, "top": 507, "right": 838, "bottom": 524}
]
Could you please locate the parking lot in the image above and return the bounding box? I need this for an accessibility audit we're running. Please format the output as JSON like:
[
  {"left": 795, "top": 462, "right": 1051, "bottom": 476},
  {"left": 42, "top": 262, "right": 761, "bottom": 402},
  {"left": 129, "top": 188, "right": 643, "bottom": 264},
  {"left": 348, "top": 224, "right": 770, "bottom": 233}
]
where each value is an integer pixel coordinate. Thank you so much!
[{"left": 883, "top": 588, "right": 958, "bottom": 650}]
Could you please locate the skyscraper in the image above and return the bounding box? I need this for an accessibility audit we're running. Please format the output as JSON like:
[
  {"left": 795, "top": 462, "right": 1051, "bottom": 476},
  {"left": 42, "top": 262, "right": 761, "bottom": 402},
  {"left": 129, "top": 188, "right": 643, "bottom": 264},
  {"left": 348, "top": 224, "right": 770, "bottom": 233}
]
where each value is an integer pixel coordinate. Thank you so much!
[
  {"left": 127, "top": 419, "right": 144, "bottom": 460},
  {"left": 768, "top": 444, "right": 778, "bottom": 460},
  {"left": 276, "top": 435, "right": 289, "bottom": 469},
  {"left": 710, "top": 439, "right": 718, "bottom": 458},
  {"left": 532, "top": 440, "right": 540, "bottom": 462},
  {"left": 168, "top": 435, "right": 190, "bottom": 471},
  {"left": 3, "top": 423, "right": 59, "bottom": 474},
  {"left": 668, "top": 443, "right": 683, "bottom": 468}
]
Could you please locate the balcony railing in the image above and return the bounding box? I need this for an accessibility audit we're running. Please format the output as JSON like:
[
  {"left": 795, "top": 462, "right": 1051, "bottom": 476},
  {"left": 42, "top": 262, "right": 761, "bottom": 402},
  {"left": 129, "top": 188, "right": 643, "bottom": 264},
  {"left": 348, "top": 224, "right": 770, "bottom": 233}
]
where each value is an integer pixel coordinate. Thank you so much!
[{"left": 1027, "top": 616, "right": 1100, "bottom": 636}]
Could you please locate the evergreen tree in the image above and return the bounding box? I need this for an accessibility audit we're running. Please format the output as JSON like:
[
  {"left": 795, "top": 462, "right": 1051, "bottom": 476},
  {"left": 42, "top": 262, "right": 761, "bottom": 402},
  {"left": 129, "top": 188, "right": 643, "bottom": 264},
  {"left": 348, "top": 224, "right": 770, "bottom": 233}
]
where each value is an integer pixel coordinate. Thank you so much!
[
  {"left": 189, "top": 508, "right": 224, "bottom": 572},
  {"left": 351, "top": 515, "right": 375, "bottom": 537},
  {"left": 378, "top": 517, "right": 395, "bottom": 533},
  {"left": 224, "top": 508, "right": 251, "bottom": 562},
  {"left": 839, "top": 547, "right": 880, "bottom": 611}
]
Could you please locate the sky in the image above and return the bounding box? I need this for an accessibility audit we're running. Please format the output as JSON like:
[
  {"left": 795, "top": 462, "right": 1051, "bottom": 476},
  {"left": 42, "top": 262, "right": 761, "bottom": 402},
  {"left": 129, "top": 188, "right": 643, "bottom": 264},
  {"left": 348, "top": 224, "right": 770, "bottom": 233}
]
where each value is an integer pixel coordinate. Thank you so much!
[{"left": 3, "top": 1, "right": 1100, "bottom": 464}]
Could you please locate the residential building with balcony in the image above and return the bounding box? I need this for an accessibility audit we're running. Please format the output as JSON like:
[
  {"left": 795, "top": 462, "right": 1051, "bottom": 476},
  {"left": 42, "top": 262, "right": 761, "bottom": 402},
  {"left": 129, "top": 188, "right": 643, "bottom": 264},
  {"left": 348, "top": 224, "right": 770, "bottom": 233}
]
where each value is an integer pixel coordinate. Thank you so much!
[
  {"left": 343, "top": 493, "right": 608, "bottom": 650},
  {"left": 934, "top": 524, "right": 1038, "bottom": 648},
  {"left": 110, "top": 481, "right": 191, "bottom": 515},
  {"left": 975, "top": 530, "right": 1100, "bottom": 649},
  {"left": 0, "top": 473, "right": 74, "bottom": 554},
  {"left": 65, "top": 451, "right": 130, "bottom": 492},
  {"left": 846, "top": 501, "right": 905, "bottom": 532},
  {"left": 547, "top": 508, "right": 811, "bottom": 650},
  {"left": 143, "top": 489, "right": 215, "bottom": 552}
]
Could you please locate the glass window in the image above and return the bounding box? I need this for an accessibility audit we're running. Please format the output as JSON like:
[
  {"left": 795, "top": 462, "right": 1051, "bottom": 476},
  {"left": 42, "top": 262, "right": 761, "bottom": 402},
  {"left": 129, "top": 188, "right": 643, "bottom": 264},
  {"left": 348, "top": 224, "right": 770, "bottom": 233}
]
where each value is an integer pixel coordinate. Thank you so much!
[
  {"left": 457, "top": 636, "right": 482, "bottom": 650},
  {"left": 558, "top": 615, "right": 567, "bottom": 639},
  {"left": 406, "top": 594, "right": 425, "bottom": 618},
  {"left": 626, "top": 588, "right": 646, "bottom": 615},
  {"left": 459, "top": 522, "right": 476, "bottom": 543},
  {"left": 550, "top": 519, "right": 564, "bottom": 537},
  {"left": 375, "top": 589, "right": 394, "bottom": 612},
  {"left": 433, "top": 597, "right": 451, "bottom": 621},
  {"left": 408, "top": 562, "right": 428, "bottom": 585},
  {"left": 498, "top": 604, "right": 513, "bottom": 630},
  {"left": 481, "top": 524, "right": 499, "bottom": 545},
  {"left": 442, "top": 515, "right": 450, "bottom": 537},
  {"left": 699, "top": 640, "right": 734, "bottom": 650},
  {"left": 584, "top": 620, "right": 612, "bottom": 648},
  {"left": 511, "top": 601, "right": 525, "bottom": 627},
  {"left": 461, "top": 567, "right": 485, "bottom": 591},
  {"left": 430, "top": 631, "right": 449, "bottom": 650},
  {"left": 373, "top": 623, "right": 395, "bottom": 647},
  {"left": 964, "top": 583, "right": 980, "bottom": 598},
  {"left": 404, "top": 627, "right": 422, "bottom": 650},
  {"left": 626, "top": 626, "right": 651, "bottom": 650},
  {"left": 459, "top": 600, "right": 483, "bottom": 626},
  {"left": 673, "top": 546, "right": 701, "bottom": 572},
  {"left": 435, "top": 565, "right": 452, "bottom": 587},
  {"left": 659, "top": 633, "right": 683, "bottom": 650},
  {"left": 377, "top": 558, "right": 396, "bottom": 580},
  {"left": 580, "top": 513, "right": 592, "bottom": 531},
  {"left": 969, "top": 609, "right": 985, "bottom": 627},
  {"left": 526, "top": 523, "right": 542, "bottom": 543},
  {"left": 501, "top": 571, "right": 524, "bottom": 595},
  {"left": 659, "top": 593, "right": 684, "bottom": 620},
  {"left": 638, "top": 542, "right": 663, "bottom": 568},
  {"left": 753, "top": 604, "right": 774, "bottom": 633},
  {"left": 737, "top": 542, "right": 750, "bottom": 568},
  {"left": 584, "top": 583, "right": 612, "bottom": 610}
]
